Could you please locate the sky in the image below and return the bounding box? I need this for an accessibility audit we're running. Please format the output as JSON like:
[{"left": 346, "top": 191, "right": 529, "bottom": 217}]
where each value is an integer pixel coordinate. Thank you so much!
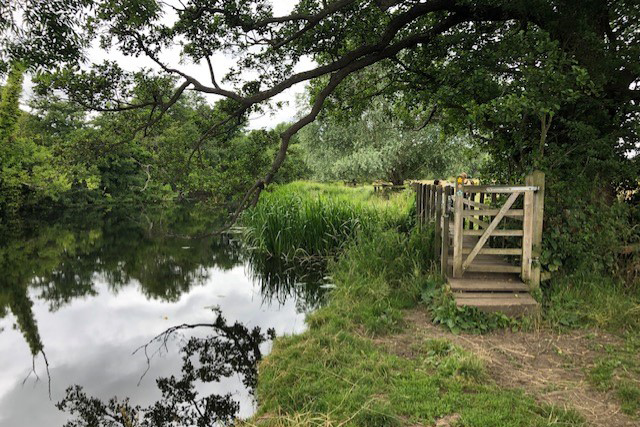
[{"left": 22, "top": 0, "right": 312, "bottom": 130}]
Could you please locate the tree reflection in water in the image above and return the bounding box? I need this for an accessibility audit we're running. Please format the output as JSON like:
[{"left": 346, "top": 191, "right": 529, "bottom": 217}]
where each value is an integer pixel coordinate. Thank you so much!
[
  {"left": 0, "top": 204, "right": 327, "bottom": 425},
  {"left": 57, "top": 309, "right": 275, "bottom": 427}
]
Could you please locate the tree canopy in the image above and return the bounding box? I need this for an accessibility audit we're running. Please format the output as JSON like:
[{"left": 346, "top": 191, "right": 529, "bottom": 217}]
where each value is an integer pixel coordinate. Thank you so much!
[
  {"left": 3, "top": 0, "right": 638, "bottom": 205},
  {"left": 1, "top": 0, "right": 639, "bottom": 275}
]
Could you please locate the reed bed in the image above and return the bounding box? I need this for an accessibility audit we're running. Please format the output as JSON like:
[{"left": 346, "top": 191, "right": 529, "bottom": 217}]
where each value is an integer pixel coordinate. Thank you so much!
[{"left": 241, "top": 182, "right": 411, "bottom": 260}]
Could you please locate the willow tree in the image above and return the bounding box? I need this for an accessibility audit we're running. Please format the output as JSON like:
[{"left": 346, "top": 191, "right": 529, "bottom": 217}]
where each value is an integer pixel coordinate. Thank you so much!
[{"left": 2, "top": 0, "right": 637, "bottom": 207}]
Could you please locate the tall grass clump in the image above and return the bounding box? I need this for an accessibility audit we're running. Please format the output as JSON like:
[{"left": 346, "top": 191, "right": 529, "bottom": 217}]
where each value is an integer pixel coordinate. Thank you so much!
[{"left": 242, "top": 183, "right": 411, "bottom": 259}]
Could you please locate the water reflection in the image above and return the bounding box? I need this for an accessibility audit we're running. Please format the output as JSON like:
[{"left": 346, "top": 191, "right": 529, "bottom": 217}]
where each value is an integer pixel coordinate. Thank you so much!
[{"left": 0, "top": 205, "right": 326, "bottom": 426}]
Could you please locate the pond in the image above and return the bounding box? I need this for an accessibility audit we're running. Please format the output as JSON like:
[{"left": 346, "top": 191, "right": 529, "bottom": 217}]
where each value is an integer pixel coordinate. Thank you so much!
[{"left": 0, "top": 206, "right": 326, "bottom": 427}]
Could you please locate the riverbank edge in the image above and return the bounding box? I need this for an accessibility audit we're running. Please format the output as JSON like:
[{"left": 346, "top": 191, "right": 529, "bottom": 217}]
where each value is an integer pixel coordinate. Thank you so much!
[{"left": 240, "top": 183, "right": 589, "bottom": 427}]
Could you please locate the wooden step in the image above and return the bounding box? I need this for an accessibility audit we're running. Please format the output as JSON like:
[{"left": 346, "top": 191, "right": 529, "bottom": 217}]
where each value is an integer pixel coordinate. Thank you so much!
[
  {"left": 464, "top": 264, "right": 521, "bottom": 273},
  {"left": 448, "top": 278, "right": 528, "bottom": 292},
  {"left": 447, "top": 258, "right": 521, "bottom": 273},
  {"left": 454, "top": 292, "right": 539, "bottom": 316}
]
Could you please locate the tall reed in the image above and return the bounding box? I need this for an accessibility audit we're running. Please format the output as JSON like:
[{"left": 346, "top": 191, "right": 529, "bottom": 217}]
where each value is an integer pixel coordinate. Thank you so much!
[{"left": 242, "top": 190, "right": 380, "bottom": 259}]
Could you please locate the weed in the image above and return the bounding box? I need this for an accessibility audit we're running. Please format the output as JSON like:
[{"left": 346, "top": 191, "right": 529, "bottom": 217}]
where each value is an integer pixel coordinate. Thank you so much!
[
  {"left": 421, "top": 278, "right": 527, "bottom": 334},
  {"left": 617, "top": 381, "right": 640, "bottom": 415}
]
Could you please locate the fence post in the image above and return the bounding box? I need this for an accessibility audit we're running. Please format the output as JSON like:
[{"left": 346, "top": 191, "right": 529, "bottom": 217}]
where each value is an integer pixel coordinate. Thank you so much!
[
  {"left": 426, "top": 185, "right": 432, "bottom": 222},
  {"left": 522, "top": 182, "right": 534, "bottom": 283},
  {"left": 529, "top": 171, "right": 545, "bottom": 291},
  {"left": 441, "top": 186, "right": 452, "bottom": 277},
  {"left": 416, "top": 183, "right": 422, "bottom": 227},
  {"left": 422, "top": 184, "right": 427, "bottom": 225},
  {"left": 453, "top": 176, "right": 464, "bottom": 278},
  {"left": 434, "top": 185, "right": 443, "bottom": 261}
]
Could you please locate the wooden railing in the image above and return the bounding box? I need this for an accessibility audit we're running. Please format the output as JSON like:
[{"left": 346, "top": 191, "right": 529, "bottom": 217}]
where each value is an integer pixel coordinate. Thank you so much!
[{"left": 414, "top": 171, "right": 546, "bottom": 290}]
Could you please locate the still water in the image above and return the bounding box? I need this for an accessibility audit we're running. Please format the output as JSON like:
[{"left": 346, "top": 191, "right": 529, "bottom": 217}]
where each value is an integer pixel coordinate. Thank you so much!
[{"left": 0, "top": 206, "right": 325, "bottom": 426}]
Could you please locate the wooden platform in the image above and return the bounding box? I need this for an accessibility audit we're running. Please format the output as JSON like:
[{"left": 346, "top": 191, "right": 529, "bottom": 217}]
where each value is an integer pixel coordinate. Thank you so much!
[{"left": 446, "top": 235, "right": 539, "bottom": 316}]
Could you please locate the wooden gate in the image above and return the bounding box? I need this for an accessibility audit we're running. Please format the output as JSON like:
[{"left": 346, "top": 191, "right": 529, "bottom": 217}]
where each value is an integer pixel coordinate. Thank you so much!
[{"left": 414, "top": 172, "right": 545, "bottom": 315}]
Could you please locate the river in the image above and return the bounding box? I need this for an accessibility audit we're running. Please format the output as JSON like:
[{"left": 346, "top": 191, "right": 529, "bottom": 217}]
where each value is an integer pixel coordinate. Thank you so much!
[{"left": 0, "top": 205, "right": 325, "bottom": 426}]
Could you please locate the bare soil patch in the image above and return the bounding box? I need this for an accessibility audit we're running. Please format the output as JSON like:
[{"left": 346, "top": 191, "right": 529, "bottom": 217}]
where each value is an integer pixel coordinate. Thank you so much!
[{"left": 378, "top": 309, "right": 637, "bottom": 427}]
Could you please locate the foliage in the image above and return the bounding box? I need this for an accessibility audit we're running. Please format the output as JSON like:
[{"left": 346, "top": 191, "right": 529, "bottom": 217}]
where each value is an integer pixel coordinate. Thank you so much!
[
  {"left": 1, "top": 77, "right": 309, "bottom": 218},
  {"left": 298, "top": 96, "right": 485, "bottom": 184},
  {"left": 541, "top": 197, "right": 639, "bottom": 278},
  {"left": 0, "top": 63, "right": 72, "bottom": 222}
]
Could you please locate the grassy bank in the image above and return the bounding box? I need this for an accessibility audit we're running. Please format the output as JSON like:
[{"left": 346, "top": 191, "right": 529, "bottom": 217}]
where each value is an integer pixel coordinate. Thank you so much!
[{"left": 242, "top": 182, "right": 592, "bottom": 426}]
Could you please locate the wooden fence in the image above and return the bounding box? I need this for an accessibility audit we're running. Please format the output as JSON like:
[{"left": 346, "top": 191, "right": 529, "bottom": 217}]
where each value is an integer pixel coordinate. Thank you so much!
[{"left": 414, "top": 171, "right": 546, "bottom": 290}]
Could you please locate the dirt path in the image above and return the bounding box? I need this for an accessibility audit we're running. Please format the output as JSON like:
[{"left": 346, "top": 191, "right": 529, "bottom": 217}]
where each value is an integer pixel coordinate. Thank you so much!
[{"left": 379, "top": 309, "right": 636, "bottom": 427}]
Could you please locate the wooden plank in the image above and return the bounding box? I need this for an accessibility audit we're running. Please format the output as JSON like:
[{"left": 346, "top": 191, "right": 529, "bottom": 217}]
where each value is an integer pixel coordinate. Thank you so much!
[
  {"left": 463, "top": 192, "right": 521, "bottom": 271},
  {"left": 462, "top": 185, "right": 539, "bottom": 193},
  {"left": 465, "top": 264, "right": 521, "bottom": 273},
  {"left": 441, "top": 186, "right": 452, "bottom": 277},
  {"left": 415, "top": 183, "right": 421, "bottom": 226},
  {"left": 521, "top": 180, "right": 534, "bottom": 283},
  {"left": 454, "top": 293, "right": 539, "bottom": 316},
  {"left": 452, "top": 177, "right": 464, "bottom": 278},
  {"left": 430, "top": 184, "right": 436, "bottom": 219},
  {"left": 462, "top": 209, "right": 524, "bottom": 218},
  {"left": 463, "top": 229, "right": 524, "bottom": 236},
  {"left": 420, "top": 184, "right": 427, "bottom": 225},
  {"left": 426, "top": 185, "right": 432, "bottom": 221},
  {"left": 448, "top": 278, "right": 528, "bottom": 292},
  {"left": 462, "top": 247, "right": 521, "bottom": 255},
  {"left": 463, "top": 199, "right": 492, "bottom": 210},
  {"left": 434, "top": 185, "right": 443, "bottom": 261},
  {"left": 466, "top": 215, "right": 490, "bottom": 229}
]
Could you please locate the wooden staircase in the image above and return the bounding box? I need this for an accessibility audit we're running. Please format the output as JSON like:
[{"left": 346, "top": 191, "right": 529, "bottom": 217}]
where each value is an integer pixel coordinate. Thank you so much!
[
  {"left": 445, "top": 235, "right": 538, "bottom": 316},
  {"left": 415, "top": 173, "right": 546, "bottom": 317}
]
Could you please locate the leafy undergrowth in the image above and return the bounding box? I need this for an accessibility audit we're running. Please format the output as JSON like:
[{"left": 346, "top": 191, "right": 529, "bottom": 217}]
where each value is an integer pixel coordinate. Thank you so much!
[{"left": 422, "top": 281, "right": 530, "bottom": 334}]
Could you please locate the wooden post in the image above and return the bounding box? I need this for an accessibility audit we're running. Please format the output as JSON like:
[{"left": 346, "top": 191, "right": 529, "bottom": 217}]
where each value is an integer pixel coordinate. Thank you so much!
[
  {"left": 434, "top": 185, "right": 443, "bottom": 260},
  {"left": 416, "top": 183, "right": 422, "bottom": 227},
  {"left": 426, "top": 185, "right": 432, "bottom": 221},
  {"left": 421, "top": 184, "right": 427, "bottom": 225},
  {"left": 453, "top": 176, "right": 464, "bottom": 278},
  {"left": 529, "top": 171, "right": 545, "bottom": 290},
  {"left": 441, "top": 186, "right": 452, "bottom": 277},
  {"left": 432, "top": 184, "right": 437, "bottom": 219},
  {"left": 522, "top": 175, "right": 535, "bottom": 284}
]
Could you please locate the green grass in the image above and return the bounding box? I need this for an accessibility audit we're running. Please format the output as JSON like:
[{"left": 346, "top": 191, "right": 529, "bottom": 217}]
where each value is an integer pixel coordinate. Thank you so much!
[
  {"left": 542, "top": 272, "right": 640, "bottom": 332},
  {"left": 243, "top": 182, "right": 585, "bottom": 427},
  {"left": 251, "top": 228, "right": 584, "bottom": 427}
]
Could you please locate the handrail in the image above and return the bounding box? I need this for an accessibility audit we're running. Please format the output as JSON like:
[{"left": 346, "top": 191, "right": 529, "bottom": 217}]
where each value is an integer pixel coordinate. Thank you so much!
[{"left": 462, "top": 185, "right": 538, "bottom": 193}]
